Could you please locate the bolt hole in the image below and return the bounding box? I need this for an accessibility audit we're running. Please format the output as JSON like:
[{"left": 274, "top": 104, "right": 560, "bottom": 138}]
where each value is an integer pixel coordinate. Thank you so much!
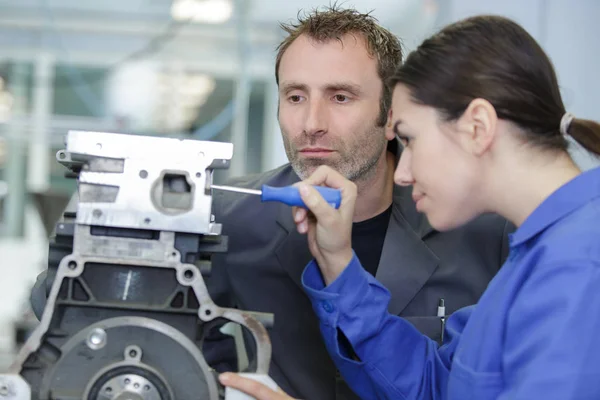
[
  {"left": 183, "top": 269, "right": 194, "bottom": 280},
  {"left": 144, "top": 218, "right": 151, "bottom": 224},
  {"left": 105, "top": 387, "right": 112, "bottom": 393},
  {"left": 58, "top": 152, "right": 66, "bottom": 159},
  {"left": 139, "top": 170, "right": 148, "bottom": 179},
  {"left": 93, "top": 209, "right": 102, "bottom": 218},
  {"left": 144, "top": 385, "right": 150, "bottom": 391},
  {"left": 124, "top": 378, "right": 131, "bottom": 385},
  {"left": 196, "top": 172, "right": 201, "bottom": 178},
  {"left": 205, "top": 309, "right": 212, "bottom": 316},
  {"left": 68, "top": 261, "right": 77, "bottom": 270},
  {"left": 129, "top": 349, "right": 137, "bottom": 358}
]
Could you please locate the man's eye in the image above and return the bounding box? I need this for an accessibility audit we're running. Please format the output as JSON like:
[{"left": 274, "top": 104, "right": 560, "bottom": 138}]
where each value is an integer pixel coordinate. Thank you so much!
[
  {"left": 289, "top": 95, "right": 302, "bottom": 103},
  {"left": 334, "top": 94, "right": 349, "bottom": 103}
]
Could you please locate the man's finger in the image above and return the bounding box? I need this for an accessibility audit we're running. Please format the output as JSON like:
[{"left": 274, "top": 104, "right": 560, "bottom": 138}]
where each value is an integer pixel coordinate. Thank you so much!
[{"left": 219, "top": 373, "right": 287, "bottom": 400}]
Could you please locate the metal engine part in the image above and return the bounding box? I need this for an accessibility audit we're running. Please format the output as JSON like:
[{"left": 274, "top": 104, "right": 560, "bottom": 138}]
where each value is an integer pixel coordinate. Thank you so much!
[{"left": 0, "top": 131, "right": 275, "bottom": 400}]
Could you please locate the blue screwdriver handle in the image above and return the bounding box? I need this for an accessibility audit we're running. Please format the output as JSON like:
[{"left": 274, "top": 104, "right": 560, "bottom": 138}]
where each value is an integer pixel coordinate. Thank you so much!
[{"left": 261, "top": 185, "right": 342, "bottom": 209}]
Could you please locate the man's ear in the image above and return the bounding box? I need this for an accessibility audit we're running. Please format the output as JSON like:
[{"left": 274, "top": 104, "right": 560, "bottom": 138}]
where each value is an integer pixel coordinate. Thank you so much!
[
  {"left": 455, "top": 98, "right": 498, "bottom": 156},
  {"left": 385, "top": 108, "right": 395, "bottom": 141}
]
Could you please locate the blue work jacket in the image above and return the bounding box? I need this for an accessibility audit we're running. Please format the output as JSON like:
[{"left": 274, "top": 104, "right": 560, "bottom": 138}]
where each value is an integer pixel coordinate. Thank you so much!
[{"left": 302, "top": 166, "right": 600, "bottom": 400}]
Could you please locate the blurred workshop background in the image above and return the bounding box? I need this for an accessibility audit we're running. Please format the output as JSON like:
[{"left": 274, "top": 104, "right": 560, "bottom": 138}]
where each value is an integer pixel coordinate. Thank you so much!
[{"left": 0, "top": 0, "right": 598, "bottom": 371}]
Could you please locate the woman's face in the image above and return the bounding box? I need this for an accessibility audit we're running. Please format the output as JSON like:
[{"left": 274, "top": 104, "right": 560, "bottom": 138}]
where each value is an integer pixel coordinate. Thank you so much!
[{"left": 391, "top": 84, "right": 484, "bottom": 231}]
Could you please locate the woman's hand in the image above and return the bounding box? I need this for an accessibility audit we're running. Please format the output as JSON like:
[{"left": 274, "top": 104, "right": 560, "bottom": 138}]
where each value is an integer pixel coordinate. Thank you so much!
[
  {"left": 293, "top": 166, "right": 357, "bottom": 285},
  {"left": 219, "top": 373, "right": 297, "bottom": 400}
]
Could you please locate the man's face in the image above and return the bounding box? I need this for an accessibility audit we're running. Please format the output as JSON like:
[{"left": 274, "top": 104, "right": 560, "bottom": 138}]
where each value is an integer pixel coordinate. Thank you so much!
[{"left": 277, "top": 33, "right": 388, "bottom": 181}]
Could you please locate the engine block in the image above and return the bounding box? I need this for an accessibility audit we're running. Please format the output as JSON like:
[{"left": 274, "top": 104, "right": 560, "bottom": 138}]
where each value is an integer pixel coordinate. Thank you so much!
[{"left": 0, "top": 131, "right": 275, "bottom": 400}]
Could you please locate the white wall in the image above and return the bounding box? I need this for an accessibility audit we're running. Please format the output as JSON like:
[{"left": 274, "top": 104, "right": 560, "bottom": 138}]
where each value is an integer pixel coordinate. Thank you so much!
[{"left": 437, "top": 0, "right": 600, "bottom": 170}]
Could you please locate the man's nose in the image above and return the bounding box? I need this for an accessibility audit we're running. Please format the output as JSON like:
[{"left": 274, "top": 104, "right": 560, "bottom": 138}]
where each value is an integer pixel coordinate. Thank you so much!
[
  {"left": 394, "top": 150, "right": 415, "bottom": 186},
  {"left": 304, "top": 98, "right": 328, "bottom": 137}
]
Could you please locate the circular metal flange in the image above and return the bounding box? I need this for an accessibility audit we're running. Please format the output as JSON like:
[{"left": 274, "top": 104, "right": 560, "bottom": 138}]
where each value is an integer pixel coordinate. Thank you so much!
[{"left": 93, "top": 370, "right": 163, "bottom": 400}]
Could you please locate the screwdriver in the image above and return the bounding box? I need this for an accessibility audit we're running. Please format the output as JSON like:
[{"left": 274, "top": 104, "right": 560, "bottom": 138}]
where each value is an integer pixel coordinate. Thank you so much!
[{"left": 211, "top": 184, "right": 342, "bottom": 209}]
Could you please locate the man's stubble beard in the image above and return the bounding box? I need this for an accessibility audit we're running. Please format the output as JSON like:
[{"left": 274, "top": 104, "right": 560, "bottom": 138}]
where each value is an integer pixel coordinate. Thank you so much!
[{"left": 281, "top": 124, "right": 387, "bottom": 184}]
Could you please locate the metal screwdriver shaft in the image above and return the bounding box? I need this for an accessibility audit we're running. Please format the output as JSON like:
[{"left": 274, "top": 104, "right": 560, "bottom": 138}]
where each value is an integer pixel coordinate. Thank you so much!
[{"left": 211, "top": 185, "right": 262, "bottom": 196}]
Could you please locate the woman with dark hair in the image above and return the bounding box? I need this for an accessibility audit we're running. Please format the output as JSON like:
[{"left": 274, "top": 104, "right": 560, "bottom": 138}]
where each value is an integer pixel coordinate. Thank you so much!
[{"left": 220, "top": 14, "right": 600, "bottom": 400}]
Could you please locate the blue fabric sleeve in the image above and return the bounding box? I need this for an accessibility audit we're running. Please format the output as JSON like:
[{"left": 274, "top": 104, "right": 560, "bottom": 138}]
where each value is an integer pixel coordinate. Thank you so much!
[
  {"left": 302, "top": 253, "right": 471, "bottom": 400},
  {"left": 499, "top": 260, "right": 600, "bottom": 399}
]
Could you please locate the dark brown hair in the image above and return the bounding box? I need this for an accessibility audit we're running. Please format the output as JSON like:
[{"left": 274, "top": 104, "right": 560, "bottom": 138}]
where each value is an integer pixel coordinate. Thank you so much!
[
  {"left": 390, "top": 15, "right": 600, "bottom": 156},
  {"left": 275, "top": 4, "right": 402, "bottom": 127}
]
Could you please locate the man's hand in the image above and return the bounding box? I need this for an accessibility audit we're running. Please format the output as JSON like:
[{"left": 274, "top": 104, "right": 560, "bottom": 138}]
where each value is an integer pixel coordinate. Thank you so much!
[
  {"left": 219, "top": 373, "right": 297, "bottom": 400},
  {"left": 293, "top": 165, "right": 357, "bottom": 285}
]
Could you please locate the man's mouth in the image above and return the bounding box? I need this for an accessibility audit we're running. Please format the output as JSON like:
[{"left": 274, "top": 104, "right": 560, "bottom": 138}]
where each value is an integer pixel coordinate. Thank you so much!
[{"left": 299, "top": 148, "right": 335, "bottom": 157}]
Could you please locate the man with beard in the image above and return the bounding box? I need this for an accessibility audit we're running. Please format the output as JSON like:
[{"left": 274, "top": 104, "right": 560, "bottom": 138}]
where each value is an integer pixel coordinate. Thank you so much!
[{"left": 30, "top": 6, "right": 512, "bottom": 400}]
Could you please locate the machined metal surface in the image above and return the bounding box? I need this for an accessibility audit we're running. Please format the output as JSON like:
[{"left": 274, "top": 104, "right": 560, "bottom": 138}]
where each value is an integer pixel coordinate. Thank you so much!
[
  {"left": 96, "top": 374, "right": 161, "bottom": 400},
  {"left": 75, "top": 225, "right": 179, "bottom": 263},
  {"left": 57, "top": 130, "right": 233, "bottom": 235}
]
